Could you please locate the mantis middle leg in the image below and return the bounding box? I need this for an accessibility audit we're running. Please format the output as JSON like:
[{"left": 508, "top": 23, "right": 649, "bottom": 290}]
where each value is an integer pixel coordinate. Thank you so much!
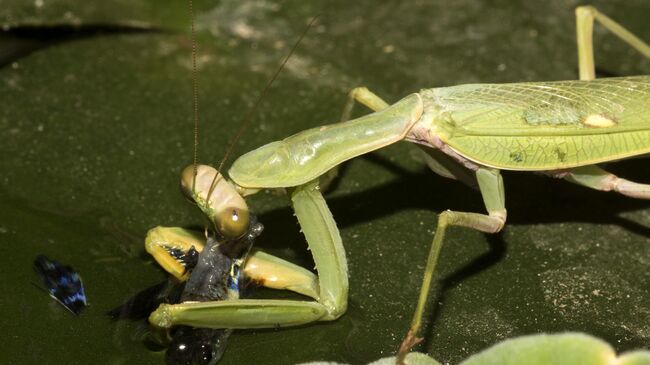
[
  {"left": 396, "top": 167, "right": 507, "bottom": 364},
  {"left": 339, "top": 82, "right": 505, "bottom": 364}
]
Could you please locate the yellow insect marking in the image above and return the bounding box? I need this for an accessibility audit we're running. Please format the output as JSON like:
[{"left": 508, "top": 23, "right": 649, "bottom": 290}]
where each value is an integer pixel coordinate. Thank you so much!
[{"left": 582, "top": 114, "right": 616, "bottom": 128}]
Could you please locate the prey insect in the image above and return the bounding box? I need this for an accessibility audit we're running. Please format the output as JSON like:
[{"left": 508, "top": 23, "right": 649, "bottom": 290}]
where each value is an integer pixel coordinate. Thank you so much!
[{"left": 145, "top": 5, "right": 650, "bottom": 364}]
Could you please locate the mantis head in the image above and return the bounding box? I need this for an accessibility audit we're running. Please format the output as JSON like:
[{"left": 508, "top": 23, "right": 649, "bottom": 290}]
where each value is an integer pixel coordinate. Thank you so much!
[{"left": 180, "top": 164, "right": 250, "bottom": 239}]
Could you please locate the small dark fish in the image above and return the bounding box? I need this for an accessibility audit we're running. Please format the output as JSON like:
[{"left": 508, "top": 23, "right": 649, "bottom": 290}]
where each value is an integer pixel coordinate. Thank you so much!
[{"left": 34, "top": 255, "right": 88, "bottom": 315}]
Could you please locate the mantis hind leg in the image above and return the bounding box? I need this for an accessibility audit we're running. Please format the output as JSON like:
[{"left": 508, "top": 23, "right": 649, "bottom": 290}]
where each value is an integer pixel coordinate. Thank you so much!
[
  {"left": 564, "top": 165, "right": 650, "bottom": 200},
  {"left": 396, "top": 167, "right": 507, "bottom": 364},
  {"left": 575, "top": 6, "right": 650, "bottom": 80}
]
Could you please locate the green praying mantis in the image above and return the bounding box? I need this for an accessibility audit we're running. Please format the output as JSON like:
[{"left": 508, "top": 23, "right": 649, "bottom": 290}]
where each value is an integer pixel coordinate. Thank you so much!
[{"left": 144, "top": 5, "right": 650, "bottom": 364}]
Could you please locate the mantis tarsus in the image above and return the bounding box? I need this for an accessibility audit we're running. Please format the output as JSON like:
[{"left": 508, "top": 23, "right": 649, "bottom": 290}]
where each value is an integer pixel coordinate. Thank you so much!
[{"left": 145, "top": 5, "right": 650, "bottom": 364}]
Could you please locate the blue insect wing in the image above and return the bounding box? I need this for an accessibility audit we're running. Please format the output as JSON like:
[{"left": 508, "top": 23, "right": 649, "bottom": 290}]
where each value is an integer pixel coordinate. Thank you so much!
[{"left": 34, "top": 255, "right": 87, "bottom": 315}]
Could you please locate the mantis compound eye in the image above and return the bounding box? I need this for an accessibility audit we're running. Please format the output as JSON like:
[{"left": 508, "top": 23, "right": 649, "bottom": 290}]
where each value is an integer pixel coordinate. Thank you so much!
[
  {"left": 180, "top": 165, "right": 200, "bottom": 204},
  {"left": 216, "top": 207, "right": 250, "bottom": 239}
]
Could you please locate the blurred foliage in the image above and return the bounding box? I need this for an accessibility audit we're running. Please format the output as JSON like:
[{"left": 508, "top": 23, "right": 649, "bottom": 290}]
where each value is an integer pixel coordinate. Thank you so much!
[{"left": 305, "top": 333, "right": 650, "bottom": 365}]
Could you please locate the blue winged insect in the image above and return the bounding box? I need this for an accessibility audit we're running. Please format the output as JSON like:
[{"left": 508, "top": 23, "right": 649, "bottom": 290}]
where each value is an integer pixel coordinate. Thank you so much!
[
  {"left": 110, "top": 217, "right": 263, "bottom": 365},
  {"left": 33, "top": 255, "right": 88, "bottom": 315}
]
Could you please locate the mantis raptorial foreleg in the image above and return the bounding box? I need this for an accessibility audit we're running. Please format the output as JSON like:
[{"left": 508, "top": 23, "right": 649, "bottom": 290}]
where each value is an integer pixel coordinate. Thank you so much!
[
  {"left": 146, "top": 227, "right": 205, "bottom": 281},
  {"left": 396, "top": 167, "right": 507, "bottom": 364},
  {"left": 289, "top": 179, "right": 349, "bottom": 319},
  {"left": 145, "top": 227, "right": 319, "bottom": 298},
  {"left": 245, "top": 250, "right": 320, "bottom": 299},
  {"left": 149, "top": 179, "right": 348, "bottom": 329}
]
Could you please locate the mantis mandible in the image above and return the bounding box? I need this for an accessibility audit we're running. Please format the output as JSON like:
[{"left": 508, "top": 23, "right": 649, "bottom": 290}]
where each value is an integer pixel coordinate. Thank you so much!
[{"left": 145, "top": 6, "right": 650, "bottom": 363}]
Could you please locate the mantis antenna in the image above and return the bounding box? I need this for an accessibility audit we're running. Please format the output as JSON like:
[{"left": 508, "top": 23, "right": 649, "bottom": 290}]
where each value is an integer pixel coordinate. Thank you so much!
[
  {"left": 202, "top": 14, "right": 322, "bottom": 202},
  {"left": 188, "top": 0, "right": 199, "bottom": 193}
]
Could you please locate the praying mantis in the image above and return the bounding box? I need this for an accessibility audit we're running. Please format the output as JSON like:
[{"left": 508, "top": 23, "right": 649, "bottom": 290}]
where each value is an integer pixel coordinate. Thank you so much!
[{"left": 143, "top": 4, "right": 650, "bottom": 365}]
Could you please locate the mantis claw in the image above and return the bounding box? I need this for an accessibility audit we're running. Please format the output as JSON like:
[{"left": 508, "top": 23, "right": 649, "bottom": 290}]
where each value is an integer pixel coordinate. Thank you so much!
[{"left": 396, "top": 329, "right": 424, "bottom": 365}]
